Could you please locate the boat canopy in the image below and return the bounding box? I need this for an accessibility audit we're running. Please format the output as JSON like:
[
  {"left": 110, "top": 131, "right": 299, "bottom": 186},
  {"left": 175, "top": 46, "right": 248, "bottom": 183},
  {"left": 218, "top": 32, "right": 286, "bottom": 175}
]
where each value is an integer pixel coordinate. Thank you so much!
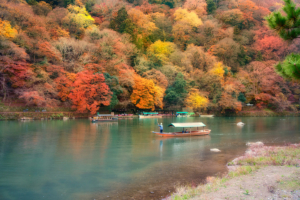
[
  {"left": 97, "top": 114, "right": 114, "bottom": 117},
  {"left": 176, "top": 112, "right": 189, "bottom": 114},
  {"left": 168, "top": 122, "right": 206, "bottom": 128},
  {"left": 142, "top": 112, "right": 158, "bottom": 115}
]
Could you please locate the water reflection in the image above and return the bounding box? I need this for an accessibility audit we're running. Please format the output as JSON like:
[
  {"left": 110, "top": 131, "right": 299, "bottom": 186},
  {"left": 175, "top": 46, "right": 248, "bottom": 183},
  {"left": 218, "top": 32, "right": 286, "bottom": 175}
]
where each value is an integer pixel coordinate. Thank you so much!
[{"left": 0, "top": 117, "right": 299, "bottom": 200}]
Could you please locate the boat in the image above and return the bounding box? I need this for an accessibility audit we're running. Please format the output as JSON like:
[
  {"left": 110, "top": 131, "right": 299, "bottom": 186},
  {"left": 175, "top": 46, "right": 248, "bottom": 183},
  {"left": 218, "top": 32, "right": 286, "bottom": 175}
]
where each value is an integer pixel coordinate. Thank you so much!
[
  {"left": 91, "top": 114, "right": 118, "bottom": 122},
  {"left": 176, "top": 112, "right": 190, "bottom": 117},
  {"left": 139, "top": 112, "right": 162, "bottom": 119},
  {"left": 152, "top": 122, "right": 211, "bottom": 137},
  {"left": 199, "top": 114, "right": 214, "bottom": 118}
]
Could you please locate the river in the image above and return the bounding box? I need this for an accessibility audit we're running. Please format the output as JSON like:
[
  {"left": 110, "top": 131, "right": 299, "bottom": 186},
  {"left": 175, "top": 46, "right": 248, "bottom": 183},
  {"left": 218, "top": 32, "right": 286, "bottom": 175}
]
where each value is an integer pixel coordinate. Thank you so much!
[{"left": 0, "top": 117, "right": 299, "bottom": 200}]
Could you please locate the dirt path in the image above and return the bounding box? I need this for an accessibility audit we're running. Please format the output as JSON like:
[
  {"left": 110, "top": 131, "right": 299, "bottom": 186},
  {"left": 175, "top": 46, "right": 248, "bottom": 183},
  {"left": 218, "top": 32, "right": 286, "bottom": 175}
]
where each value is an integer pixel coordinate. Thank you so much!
[{"left": 195, "top": 166, "right": 300, "bottom": 200}]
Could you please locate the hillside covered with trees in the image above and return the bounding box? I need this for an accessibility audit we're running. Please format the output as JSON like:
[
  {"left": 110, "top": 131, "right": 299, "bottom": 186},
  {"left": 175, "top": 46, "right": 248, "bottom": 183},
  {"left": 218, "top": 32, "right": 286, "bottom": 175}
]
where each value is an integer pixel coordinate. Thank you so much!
[{"left": 0, "top": 0, "right": 300, "bottom": 114}]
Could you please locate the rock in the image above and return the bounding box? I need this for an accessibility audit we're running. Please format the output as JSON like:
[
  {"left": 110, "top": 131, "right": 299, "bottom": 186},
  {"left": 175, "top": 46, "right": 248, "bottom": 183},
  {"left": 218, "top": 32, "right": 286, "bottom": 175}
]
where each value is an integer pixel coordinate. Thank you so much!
[
  {"left": 210, "top": 148, "right": 221, "bottom": 152},
  {"left": 150, "top": 191, "right": 154, "bottom": 194},
  {"left": 246, "top": 141, "right": 264, "bottom": 147},
  {"left": 19, "top": 117, "right": 33, "bottom": 120},
  {"left": 237, "top": 122, "right": 245, "bottom": 126},
  {"left": 63, "top": 117, "right": 69, "bottom": 121}
]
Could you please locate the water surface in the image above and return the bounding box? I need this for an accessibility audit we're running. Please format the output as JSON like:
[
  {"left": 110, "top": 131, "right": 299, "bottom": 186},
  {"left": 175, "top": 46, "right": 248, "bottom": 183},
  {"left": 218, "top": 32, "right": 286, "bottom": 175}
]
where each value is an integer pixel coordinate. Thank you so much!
[{"left": 0, "top": 117, "right": 299, "bottom": 200}]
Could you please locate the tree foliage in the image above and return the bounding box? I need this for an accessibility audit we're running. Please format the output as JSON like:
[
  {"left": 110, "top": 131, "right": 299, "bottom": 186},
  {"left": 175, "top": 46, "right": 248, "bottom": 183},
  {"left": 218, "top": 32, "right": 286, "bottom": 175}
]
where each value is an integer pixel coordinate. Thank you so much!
[
  {"left": 266, "top": 0, "right": 300, "bottom": 40},
  {"left": 0, "top": 0, "right": 299, "bottom": 115},
  {"left": 174, "top": 8, "right": 203, "bottom": 27},
  {"left": 147, "top": 40, "right": 176, "bottom": 63},
  {"left": 0, "top": 19, "right": 17, "bottom": 39},
  {"left": 267, "top": 0, "right": 300, "bottom": 81},
  {"left": 185, "top": 89, "right": 209, "bottom": 111},
  {"left": 130, "top": 75, "right": 164, "bottom": 110},
  {"left": 68, "top": 70, "right": 112, "bottom": 114}
]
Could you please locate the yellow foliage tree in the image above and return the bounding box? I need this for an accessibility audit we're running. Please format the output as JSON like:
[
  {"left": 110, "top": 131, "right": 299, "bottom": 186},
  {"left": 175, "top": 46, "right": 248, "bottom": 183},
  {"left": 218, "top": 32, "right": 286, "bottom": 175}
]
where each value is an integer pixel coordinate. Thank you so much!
[
  {"left": 63, "top": 5, "right": 94, "bottom": 29},
  {"left": 130, "top": 75, "right": 164, "bottom": 110},
  {"left": 185, "top": 89, "right": 209, "bottom": 111},
  {"left": 147, "top": 40, "right": 176, "bottom": 62},
  {"left": 0, "top": 19, "right": 17, "bottom": 39},
  {"left": 209, "top": 62, "right": 225, "bottom": 79},
  {"left": 174, "top": 8, "right": 203, "bottom": 27}
]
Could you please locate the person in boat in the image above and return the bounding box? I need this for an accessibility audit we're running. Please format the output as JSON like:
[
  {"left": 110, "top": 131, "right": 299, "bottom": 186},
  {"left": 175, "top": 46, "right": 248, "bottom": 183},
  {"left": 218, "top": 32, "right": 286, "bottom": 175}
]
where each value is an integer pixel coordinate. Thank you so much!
[
  {"left": 158, "top": 123, "right": 163, "bottom": 133},
  {"left": 185, "top": 129, "right": 188, "bottom": 133}
]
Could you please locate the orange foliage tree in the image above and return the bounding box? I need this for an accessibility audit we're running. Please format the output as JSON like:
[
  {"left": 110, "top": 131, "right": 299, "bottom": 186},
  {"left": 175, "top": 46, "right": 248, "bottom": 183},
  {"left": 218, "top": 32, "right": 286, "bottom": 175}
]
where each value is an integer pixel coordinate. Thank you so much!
[
  {"left": 130, "top": 75, "right": 164, "bottom": 110},
  {"left": 68, "top": 70, "right": 112, "bottom": 114},
  {"left": 218, "top": 78, "right": 245, "bottom": 113},
  {"left": 0, "top": 19, "right": 17, "bottom": 39}
]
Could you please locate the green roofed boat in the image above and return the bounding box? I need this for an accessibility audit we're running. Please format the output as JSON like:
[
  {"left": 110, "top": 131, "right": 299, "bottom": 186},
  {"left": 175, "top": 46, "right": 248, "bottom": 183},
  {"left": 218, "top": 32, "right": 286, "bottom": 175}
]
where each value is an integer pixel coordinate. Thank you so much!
[
  {"left": 139, "top": 112, "right": 162, "bottom": 119},
  {"left": 176, "top": 112, "right": 190, "bottom": 117},
  {"left": 152, "top": 122, "right": 211, "bottom": 137}
]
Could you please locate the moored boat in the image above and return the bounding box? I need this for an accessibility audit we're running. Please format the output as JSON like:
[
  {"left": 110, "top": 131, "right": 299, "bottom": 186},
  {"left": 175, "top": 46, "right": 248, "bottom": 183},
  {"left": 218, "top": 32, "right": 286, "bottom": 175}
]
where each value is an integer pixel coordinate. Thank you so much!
[
  {"left": 139, "top": 112, "right": 162, "bottom": 119},
  {"left": 199, "top": 114, "right": 214, "bottom": 118},
  {"left": 153, "top": 122, "right": 211, "bottom": 137},
  {"left": 91, "top": 114, "right": 118, "bottom": 123},
  {"left": 175, "top": 112, "right": 190, "bottom": 117}
]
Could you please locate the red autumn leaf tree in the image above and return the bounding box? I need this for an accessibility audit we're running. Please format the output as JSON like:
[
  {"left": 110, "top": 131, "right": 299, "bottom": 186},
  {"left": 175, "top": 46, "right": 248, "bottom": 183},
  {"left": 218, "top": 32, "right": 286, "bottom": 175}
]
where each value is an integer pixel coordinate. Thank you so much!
[{"left": 68, "top": 70, "right": 112, "bottom": 114}]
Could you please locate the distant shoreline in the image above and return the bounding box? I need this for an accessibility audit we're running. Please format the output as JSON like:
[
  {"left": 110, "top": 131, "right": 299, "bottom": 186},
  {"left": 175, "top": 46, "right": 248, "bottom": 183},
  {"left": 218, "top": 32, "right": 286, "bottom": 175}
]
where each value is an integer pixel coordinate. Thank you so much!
[{"left": 0, "top": 110, "right": 299, "bottom": 120}]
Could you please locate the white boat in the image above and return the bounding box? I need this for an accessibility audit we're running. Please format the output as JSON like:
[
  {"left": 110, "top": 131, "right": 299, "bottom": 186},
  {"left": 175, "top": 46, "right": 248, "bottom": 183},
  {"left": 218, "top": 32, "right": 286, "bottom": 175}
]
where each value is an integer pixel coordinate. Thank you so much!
[
  {"left": 139, "top": 112, "right": 162, "bottom": 119},
  {"left": 200, "top": 115, "right": 214, "bottom": 118},
  {"left": 153, "top": 122, "right": 211, "bottom": 137},
  {"left": 176, "top": 112, "right": 190, "bottom": 117}
]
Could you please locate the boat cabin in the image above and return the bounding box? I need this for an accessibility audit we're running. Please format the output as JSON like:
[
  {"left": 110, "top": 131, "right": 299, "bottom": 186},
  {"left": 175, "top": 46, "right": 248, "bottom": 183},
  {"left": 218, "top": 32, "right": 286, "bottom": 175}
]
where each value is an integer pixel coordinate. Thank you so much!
[
  {"left": 142, "top": 112, "right": 158, "bottom": 116},
  {"left": 169, "top": 122, "right": 206, "bottom": 132}
]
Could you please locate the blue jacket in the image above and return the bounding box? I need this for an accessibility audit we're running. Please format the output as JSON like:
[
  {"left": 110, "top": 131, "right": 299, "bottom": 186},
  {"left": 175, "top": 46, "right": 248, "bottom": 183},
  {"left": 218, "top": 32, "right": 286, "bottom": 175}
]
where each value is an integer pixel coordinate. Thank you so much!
[{"left": 158, "top": 125, "right": 163, "bottom": 130}]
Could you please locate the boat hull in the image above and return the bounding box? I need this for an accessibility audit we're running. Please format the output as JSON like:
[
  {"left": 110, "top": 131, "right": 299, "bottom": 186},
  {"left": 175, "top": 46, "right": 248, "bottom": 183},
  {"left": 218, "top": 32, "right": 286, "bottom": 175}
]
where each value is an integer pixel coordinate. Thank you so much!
[
  {"left": 200, "top": 115, "right": 214, "bottom": 118},
  {"left": 139, "top": 115, "right": 162, "bottom": 119},
  {"left": 153, "top": 130, "right": 211, "bottom": 137},
  {"left": 91, "top": 119, "right": 118, "bottom": 123}
]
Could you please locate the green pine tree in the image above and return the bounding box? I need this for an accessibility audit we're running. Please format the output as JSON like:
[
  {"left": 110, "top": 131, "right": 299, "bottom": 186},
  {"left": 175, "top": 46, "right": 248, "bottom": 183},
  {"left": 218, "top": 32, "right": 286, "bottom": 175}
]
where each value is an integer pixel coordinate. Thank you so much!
[
  {"left": 266, "top": 0, "right": 300, "bottom": 40},
  {"left": 206, "top": 0, "right": 217, "bottom": 14},
  {"left": 266, "top": 0, "right": 300, "bottom": 80},
  {"left": 109, "top": 7, "right": 135, "bottom": 35}
]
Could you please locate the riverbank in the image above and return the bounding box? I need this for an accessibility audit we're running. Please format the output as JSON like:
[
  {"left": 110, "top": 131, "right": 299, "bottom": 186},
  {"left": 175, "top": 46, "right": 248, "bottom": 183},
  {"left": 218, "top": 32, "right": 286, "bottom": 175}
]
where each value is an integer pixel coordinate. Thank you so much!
[
  {"left": 169, "top": 143, "right": 300, "bottom": 200},
  {"left": 0, "top": 111, "right": 90, "bottom": 120}
]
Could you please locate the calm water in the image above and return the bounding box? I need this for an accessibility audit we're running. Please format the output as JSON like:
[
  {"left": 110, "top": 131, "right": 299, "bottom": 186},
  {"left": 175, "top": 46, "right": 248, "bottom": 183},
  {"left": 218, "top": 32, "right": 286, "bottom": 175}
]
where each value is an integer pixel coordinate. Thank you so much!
[{"left": 0, "top": 117, "right": 300, "bottom": 200}]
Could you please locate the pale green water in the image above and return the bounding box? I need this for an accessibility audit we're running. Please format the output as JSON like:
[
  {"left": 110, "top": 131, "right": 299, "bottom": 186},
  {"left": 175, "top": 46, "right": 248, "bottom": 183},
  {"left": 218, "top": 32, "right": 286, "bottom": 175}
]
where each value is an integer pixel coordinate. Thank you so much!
[{"left": 0, "top": 117, "right": 299, "bottom": 200}]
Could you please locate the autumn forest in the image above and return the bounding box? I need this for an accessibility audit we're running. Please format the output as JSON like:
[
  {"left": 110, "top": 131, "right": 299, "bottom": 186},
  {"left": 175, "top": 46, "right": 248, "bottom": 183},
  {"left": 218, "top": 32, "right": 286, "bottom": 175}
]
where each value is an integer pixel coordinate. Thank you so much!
[{"left": 1, "top": 0, "right": 300, "bottom": 115}]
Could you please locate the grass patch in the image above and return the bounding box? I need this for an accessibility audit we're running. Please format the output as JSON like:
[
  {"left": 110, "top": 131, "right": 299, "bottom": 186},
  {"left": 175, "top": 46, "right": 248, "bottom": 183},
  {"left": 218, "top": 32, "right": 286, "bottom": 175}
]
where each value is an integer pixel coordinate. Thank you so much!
[
  {"left": 234, "top": 145, "right": 300, "bottom": 167},
  {"left": 171, "top": 143, "right": 300, "bottom": 200},
  {"left": 171, "top": 166, "right": 258, "bottom": 200},
  {"left": 278, "top": 171, "right": 300, "bottom": 191}
]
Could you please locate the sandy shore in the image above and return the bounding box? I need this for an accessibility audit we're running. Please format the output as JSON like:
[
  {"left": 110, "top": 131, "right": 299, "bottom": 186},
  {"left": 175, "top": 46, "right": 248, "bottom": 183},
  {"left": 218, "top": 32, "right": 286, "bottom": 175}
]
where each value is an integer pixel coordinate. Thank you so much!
[{"left": 169, "top": 143, "right": 300, "bottom": 200}]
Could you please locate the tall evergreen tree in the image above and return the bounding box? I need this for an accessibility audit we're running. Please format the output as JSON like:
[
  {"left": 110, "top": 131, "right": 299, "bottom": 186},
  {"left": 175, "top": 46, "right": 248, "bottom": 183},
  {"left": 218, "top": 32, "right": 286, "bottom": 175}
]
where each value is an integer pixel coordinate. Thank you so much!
[
  {"left": 164, "top": 73, "right": 187, "bottom": 106},
  {"left": 206, "top": 0, "right": 217, "bottom": 14},
  {"left": 109, "top": 7, "right": 135, "bottom": 35},
  {"left": 266, "top": 0, "right": 300, "bottom": 80}
]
